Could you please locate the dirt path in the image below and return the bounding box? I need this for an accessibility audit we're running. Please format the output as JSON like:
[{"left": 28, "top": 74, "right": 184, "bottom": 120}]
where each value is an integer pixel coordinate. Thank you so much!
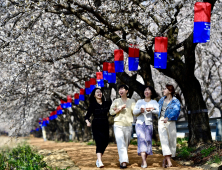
[{"left": 28, "top": 138, "right": 202, "bottom": 170}]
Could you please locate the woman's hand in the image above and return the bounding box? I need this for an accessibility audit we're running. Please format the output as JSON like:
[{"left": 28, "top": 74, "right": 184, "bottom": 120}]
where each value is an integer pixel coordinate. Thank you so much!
[
  {"left": 85, "top": 119, "right": 91, "bottom": 127},
  {"left": 146, "top": 107, "right": 155, "bottom": 112},
  {"left": 121, "top": 104, "right": 126, "bottom": 110},
  {"left": 114, "top": 104, "right": 126, "bottom": 114},
  {"left": 161, "top": 117, "right": 168, "bottom": 123},
  {"left": 86, "top": 122, "right": 91, "bottom": 127},
  {"left": 141, "top": 108, "right": 145, "bottom": 113}
]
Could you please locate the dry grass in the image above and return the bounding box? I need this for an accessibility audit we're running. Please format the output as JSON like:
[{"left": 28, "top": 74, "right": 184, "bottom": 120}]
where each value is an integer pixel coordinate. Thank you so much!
[{"left": 0, "top": 136, "right": 28, "bottom": 150}]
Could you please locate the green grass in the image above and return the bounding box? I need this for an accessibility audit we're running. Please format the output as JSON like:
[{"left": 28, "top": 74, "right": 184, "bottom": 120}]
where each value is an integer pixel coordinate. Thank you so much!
[
  {"left": 0, "top": 142, "right": 70, "bottom": 169},
  {"left": 201, "top": 146, "right": 215, "bottom": 158},
  {"left": 130, "top": 139, "right": 137, "bottom": 145},
  {"left": 207, "top": 154, "right": 222, "bottom": 164},
  {"left": 177, "top": 146, "right": 195, "bottom": 159},
  {"left": 87, "top": 140, "right": 96, "bottom": 145},
  {"left": 152, "top": 140, "right": 161, "bottom": 146}
]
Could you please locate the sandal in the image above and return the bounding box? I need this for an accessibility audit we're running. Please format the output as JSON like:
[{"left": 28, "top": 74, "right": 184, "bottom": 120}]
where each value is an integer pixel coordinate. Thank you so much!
[
  {"left": 162, "top": 159, "right": 167, "bottom": 168},
  {"left": 166, "top": 164, "right": 173, "bottom": 168}
]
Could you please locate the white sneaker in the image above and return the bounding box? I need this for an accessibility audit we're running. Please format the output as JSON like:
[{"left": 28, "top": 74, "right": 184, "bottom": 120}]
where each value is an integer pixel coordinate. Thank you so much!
[
  {"left": 97, "top": 161, "right": 104, "bottom": 168},
  {"left": 96, "top": 159, "right": 99, "bottom": 166}
]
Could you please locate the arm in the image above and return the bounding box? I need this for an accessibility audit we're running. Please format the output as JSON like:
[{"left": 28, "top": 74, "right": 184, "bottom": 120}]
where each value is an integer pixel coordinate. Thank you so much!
[
  {"left": 85, "top": 104, "right": 93, "bottom": 126},
  {"left": 151, "top": 101, "right": 159, "bottom": 114},
  {"left": 166, "top": 102, "right": 181, "bottom": 120},
  {"left": 109, "top": 99, "right": 119, "bottom": 115},
  {"left": 133, "top": 100, "right": 141, "bottom": 115},
  {"left": 131, "top": 100, "right": 136, "bottom": 114}
]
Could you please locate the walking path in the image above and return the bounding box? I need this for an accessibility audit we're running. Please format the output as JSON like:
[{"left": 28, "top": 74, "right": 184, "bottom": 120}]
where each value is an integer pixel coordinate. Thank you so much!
[{"left": 28, "top": 138, "right": 202, "bottom": 170}]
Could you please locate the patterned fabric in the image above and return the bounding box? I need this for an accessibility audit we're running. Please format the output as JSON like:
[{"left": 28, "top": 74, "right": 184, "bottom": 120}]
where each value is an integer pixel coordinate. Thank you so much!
[
  {"left": 158, "top": 97, "right": 181, "bottom": 121},
  {"left": 160, "top": 101, "right": 168, "bottom": 117},
  {"left": 135, "top": 122, "right": 153, "bottom": 156}
]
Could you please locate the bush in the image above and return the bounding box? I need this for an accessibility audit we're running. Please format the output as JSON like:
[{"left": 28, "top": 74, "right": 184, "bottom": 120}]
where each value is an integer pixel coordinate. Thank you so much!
[
  {"left": 207, "top": 154, "right": 222, "bottom": 164},
  {"left": 0, "top": 152, "right": 7, "bottom": 169},
  {"left": 177, "top": 146, "right": 195, "bottom": 159},
  {"left": 200, "top": 146, "right": 215, "bottom": 157},
  {"left": 0, "top": 143, "right": 69, "bottom": 169}
]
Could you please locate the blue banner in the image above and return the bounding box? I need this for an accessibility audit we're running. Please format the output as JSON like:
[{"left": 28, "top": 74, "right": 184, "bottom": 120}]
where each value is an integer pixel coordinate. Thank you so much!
[
  {"left": 128, "top": 57, "right": 139, "bottom": 71},
  {"left": 193, "top": 22, "right": 210, "bottom": 43},
  {"left": 154, "top": 52, "right": 167, "bottom": 69},
  {"left": 108, "top": 73, "right": 116, "bottom": 83}
]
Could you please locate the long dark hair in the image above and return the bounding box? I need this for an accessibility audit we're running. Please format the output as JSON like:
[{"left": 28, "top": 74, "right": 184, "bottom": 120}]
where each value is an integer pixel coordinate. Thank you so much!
[
  {"left": 143, "top": 86, "right": 158, "bottom": 99},
  {"left": 89, "top": 88, "right": 105, "bottom": 104},
  {"left": 166, "top": 84, "right": 181, "bottom": 102}
]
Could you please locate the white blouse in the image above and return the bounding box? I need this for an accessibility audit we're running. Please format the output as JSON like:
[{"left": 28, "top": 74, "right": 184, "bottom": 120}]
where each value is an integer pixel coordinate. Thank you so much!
[{"left": 133, "top": 99, "right": 159, "bottom": 125}]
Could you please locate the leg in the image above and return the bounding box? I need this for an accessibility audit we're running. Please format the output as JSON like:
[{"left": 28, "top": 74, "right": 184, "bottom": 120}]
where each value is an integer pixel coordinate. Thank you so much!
[
  {"left": 97, "top": 153, "right": 102, "bottom": 162},
  {"left": 141, "top": 152, "right": 147, "bottom": 166},
  {"left": 158, "top": 118, "right": 172, "bottom": 156},
  {"left": 122, "top": 126, "right": 132, "bottom": 167},
  {"left": 165, "top": 155, "right": 172, "bottom": 167},
  {"left": 114, "top": 125, "right": 129, "bottom": 165},
  {"left": 136, "top": 123, "right": 148, "bottom": 166},
  {"left": 168, "top": 121, "right": 177, "bottom": 157}
]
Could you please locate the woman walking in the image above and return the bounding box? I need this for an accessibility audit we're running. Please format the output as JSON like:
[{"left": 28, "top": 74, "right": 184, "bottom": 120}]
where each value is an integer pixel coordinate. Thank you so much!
[
  {"left": 85, "top": 88, "right": 111, "bottom": 168},
  {"left": 133, "top": 86, "right": 159, "bottom": 168},
  {"left": 109, "top": 85, "right": 135, "bottom": 169},
  {"left": 158, "top": 84, "right": 181, "bottom": 168}
]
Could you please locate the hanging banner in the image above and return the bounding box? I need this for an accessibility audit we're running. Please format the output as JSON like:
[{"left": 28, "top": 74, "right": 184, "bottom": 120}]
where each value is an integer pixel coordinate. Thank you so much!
[
  {"left": 85, "top": 81, "right": 91, "bottom": 95},
  {"left": 38, "top": 120, "right": 42, "bottom": 126},
  {"left": 128, "top": 44, "right": 139, "bottom": 71},
  {"left": 49, "top": 112, "right": 54, "bottom": 120},
  {"left": 56, "top": 105, "right": 63, "bottom": 115},
  {"left": 114, "top": 49, "right": 124, "bottom": 72},
  {"left": 74, "top": 93, "right": 80, "bottom": 105},
  {"left": 193, "top": 2, "right": 211, "bottom": 43},
  {"left": 79, "top": 88, "right": 85, "bottom": 101},
  {"left": 60, "top": 99, "right": 68, "bottom": 109},
  {"left": 46, "top": 117, "right": 50, "bottom": 124},
  {"left": 108, "top": 63, "right": 116, "bottom": 83},
  {"left": 154, "top": 37, "right": 168, "bottom": 69},
  {"left": 90, "top": 78, "right": 97, "bottom": 92},
  {"left": 50, "top": 111, "right": 57, "bottom": 120},
  {"left": 42, "top": 118, "right": 46, "bottom": 127},
  {"left": 103, "top": 62, "right": 109, "bottom": 81},
  {"left": 67, "top": 95, "right": 72, "bottom": 108},
  {"left": 96, "top": 72, "right": 104, "bottom": 87}
]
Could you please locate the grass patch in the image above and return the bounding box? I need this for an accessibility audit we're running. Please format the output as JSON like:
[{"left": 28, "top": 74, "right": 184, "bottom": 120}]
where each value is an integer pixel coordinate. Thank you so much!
[
  {"left": 0, "top": 142, "right": 69, "bottom": 169},
  {"left": 130, "top": 139, "right": 137, "bottom": 145},
  {"left": 87, "top": 140, "right": 96, "bottom": 145},
  {"left": 152, "top": 140, "right": 161, "bottom": 146},
  {"left": 177, "top": 146, "right": 195, "bottom": 159},
  {"left": 201, "top": 146, "right": 215, "bottom": 158},
  {"left": 207, "top": 154, "right": 222, "bottom": 164}
]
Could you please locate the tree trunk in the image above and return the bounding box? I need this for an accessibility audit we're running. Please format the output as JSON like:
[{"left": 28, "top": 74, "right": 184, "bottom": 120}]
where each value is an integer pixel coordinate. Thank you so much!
[{"left": 181, "top": 76, "right": 212, "bottom": 146}]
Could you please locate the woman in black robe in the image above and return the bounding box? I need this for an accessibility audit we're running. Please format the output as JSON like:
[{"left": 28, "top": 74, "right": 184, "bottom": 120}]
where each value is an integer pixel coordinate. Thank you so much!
[{"left": 85, "top": 88, "right": 111, "bottom": 168}]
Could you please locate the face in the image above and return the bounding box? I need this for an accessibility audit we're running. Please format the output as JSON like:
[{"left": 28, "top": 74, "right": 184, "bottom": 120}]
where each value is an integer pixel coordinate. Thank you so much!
[
  {"left": 119, "top": 87, "right": 128, "bottom": 97},
  {"left": 94, "top": 89, "right": 102, "bottom": 99},
  {"left": 144, "top": 88, "right": 152, "bottom": 98},
  {"left": 163, "top": 87, "right": 171, "bottom": 96}
]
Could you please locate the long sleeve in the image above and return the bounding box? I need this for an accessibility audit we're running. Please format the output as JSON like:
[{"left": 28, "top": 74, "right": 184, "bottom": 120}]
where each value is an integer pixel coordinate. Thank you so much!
[
  {"left": 109, "top": 99, "right": 118, "bottom": 115},
  {"left": 85, "top": 104, "right": 93, "bottom": 121},
  {"left": 131, "top": 100, "right": 136, "bottom": 114},
  {"left": 167, "top": 101, "right": 181, "bottom": 120},
  {"left": 151, "top": 100, "right": 159, "bottom": 114},
  {"left": 133, "top": 100, "right": 142, "bottom": 115}
]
